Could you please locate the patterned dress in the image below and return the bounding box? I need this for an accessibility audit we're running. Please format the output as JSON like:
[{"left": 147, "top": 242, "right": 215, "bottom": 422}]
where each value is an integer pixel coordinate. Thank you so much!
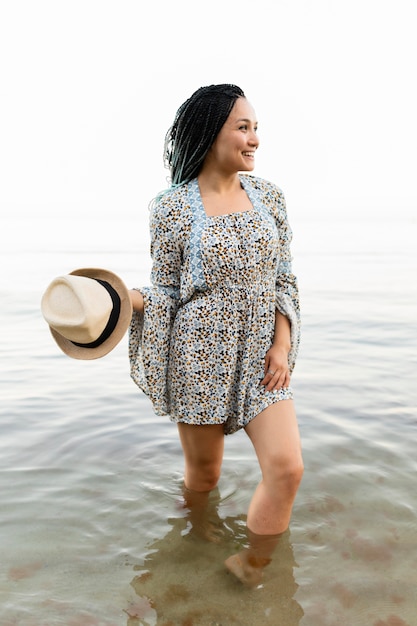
[{"left": 129, "top": 174, "right": 300, "bottom": 435}]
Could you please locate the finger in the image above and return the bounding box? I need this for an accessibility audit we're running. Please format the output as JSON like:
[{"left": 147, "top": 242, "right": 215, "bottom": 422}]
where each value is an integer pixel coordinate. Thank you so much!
[
  {"left": 273, "top": 370, "right": 290, "bottom": 390},
  {"left": 261, "top": 368, "right": 275, "bottom": 386},
  {"left": 267, "top": 369, "right": 290, "bottom": 391},
  {"left": 277, "top": 369, "right": 287, "bottom": 387},
  {"left": 265, "top": 370, "right": 281, "bottom": 391}
]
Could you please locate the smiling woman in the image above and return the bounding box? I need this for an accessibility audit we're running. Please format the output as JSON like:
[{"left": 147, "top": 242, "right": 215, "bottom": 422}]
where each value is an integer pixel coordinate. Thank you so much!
[
  {"left": 198, "top": 97, "right": 259, "bottom": 216},
  {"left": 128, "top": 84, "right": 303, "bottom": 587}
]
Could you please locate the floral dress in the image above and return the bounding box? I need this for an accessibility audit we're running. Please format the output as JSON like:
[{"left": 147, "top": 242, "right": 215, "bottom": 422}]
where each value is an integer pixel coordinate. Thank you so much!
[{"left": 129, "top": 174, "right": 300, "bottom": 435}]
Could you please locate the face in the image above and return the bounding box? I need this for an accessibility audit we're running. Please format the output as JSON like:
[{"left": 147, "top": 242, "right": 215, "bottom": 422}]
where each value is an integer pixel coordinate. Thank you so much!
[{"left": 206, "top": 97, "right": 259, "bottom": 174}]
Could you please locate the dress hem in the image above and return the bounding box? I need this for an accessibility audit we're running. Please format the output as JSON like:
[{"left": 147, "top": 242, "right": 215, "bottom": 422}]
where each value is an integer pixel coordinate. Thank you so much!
[{"left": 168, "top": 386, "right": 294, "bottom": 435}]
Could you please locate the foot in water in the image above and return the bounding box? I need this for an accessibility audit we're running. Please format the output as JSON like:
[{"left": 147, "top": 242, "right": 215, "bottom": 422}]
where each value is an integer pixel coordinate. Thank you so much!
[
  {"left": 225, "top": 531, "right": 280, "bottom": 587},
  {"left": 225, "top": 550, "right": 270, "bottom": 587}
]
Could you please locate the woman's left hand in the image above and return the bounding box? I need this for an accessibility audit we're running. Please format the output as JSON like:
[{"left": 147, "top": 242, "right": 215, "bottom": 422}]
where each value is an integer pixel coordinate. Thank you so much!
[{"left": 261, "top": 345, "right": 291, "bottom": 392}]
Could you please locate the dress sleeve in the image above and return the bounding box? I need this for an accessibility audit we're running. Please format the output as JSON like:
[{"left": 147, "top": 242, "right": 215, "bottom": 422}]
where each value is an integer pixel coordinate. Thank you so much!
[
  {"left": 274, "top": 190, "right": 301, "bottom": 373},
  {"left": 129, "top": 201, "right": 181, "bottom": 415}
]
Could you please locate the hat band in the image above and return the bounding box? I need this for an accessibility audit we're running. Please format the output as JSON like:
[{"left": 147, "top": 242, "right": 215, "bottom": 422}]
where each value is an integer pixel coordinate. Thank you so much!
[{"left": 70, "top": 279, "right": 121, "bottom": 349}]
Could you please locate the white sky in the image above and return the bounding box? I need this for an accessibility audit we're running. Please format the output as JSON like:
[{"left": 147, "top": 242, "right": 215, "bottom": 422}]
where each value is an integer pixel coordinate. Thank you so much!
[{"left": 1, "top": 0, "right": 416, "bottom": 220}]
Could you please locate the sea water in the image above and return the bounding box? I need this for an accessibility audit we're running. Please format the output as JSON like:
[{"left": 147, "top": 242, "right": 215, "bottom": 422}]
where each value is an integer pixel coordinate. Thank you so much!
[{"left": 1, "top": 212, "right": 416, "bottom": 625}]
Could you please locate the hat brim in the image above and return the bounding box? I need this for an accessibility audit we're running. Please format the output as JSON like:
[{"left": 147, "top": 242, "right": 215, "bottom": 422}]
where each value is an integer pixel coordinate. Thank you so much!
[{"left": 49, "top": 268, "right": 133, "bottom": 360}]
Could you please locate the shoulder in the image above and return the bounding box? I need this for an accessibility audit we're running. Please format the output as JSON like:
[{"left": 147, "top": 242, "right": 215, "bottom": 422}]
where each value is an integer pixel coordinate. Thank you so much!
[
  {"left": 151, "top": 183, "right": 192, "bottom": 225},
  {"left": 150, "top": 183, "right": 192, "bottom": 244},
  {"left": 240, "top": 174, "right": 286, "bottom": 215},
  {"left": 151, "top": 183, "right": 187, "bottom": 216}
]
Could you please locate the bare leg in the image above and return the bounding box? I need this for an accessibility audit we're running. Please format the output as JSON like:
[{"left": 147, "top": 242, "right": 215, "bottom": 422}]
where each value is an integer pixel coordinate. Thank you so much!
[
  {"left": 181, "top": 485, "right": 225, "bottom": 543},
  {"left": 177, "top": 423, "right": 225, "bottom": 542},
  {"left": 225, "top": 400, "right": 303, "bottom": 585},
  {"left": 245, "top": 400, "right": 303, "bottom": 535}
]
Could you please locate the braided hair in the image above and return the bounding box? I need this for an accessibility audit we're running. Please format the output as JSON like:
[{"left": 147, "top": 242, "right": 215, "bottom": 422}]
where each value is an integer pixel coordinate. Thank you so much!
[{"left": 164, "top": 84, "right": 245, "bottom": 186}]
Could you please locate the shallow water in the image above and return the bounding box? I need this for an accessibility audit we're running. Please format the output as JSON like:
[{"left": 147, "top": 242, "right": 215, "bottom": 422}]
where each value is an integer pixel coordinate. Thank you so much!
[{"left": 1, "top": 213, "right": 416, "bottom": 625}]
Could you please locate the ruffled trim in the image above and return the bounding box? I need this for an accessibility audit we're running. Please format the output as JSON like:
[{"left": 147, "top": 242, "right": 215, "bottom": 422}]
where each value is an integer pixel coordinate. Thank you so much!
[
  {"left": 129, "top": 287, "right": 178, "bottom": 415},
  {"left": 276, "top": 292, "right": 301, "bottom": 373}
]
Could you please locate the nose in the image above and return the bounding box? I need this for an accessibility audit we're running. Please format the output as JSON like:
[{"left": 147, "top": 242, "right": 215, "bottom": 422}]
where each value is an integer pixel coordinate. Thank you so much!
[{"left": 248, "top": 128, "right": 259, "bottom": 148}]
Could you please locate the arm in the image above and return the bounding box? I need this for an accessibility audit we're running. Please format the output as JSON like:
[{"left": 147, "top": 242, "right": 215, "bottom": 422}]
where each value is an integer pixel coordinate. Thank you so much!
[
  {"left": 262, "top": 186, "right": 301, "bottom": 391},
  {"left": 261, "top": 310, "right": 291, "bottom": 391},
  {"left": 131, "top": 198, "right": 181, "bottom": 313},
  {"left": 129, "top": 198, "right": 182, "bottom": 413}
]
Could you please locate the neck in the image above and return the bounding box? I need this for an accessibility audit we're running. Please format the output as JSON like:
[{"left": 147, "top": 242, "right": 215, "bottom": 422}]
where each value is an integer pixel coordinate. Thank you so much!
[{"left": 197, "top": 170, "right": 242, "bottom": 195}]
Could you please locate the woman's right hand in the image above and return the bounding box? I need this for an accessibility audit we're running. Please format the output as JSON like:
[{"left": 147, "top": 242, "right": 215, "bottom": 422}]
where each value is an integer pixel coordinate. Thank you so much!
[{"left": 129, "top": 289, "right": 144, "bottom": 313}]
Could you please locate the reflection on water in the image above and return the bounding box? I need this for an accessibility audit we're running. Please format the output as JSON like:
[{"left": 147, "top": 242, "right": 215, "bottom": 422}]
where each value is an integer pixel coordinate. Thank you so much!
[
  {"left": 129, "top": 493, "right": 303, "bottom": 626},
  {"left": 1, "top": 215, "right": 416, "bottom": 625}
]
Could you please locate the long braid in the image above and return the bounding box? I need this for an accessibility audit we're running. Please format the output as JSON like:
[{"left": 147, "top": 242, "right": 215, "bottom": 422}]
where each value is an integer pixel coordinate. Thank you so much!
[{"left": 164, "top": 84, "right": 245, "bottom": 186}]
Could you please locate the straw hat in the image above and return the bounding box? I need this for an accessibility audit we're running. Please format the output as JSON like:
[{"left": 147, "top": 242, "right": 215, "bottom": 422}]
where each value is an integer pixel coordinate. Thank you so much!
[{"left": 41, "top": 268, "right": 132, "bottom": 360}]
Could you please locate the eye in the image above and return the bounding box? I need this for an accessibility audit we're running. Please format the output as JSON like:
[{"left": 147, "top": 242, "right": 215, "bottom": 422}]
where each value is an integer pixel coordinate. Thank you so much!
[{"left": 239, "top": 124, "right": 258, "bottom": 133}]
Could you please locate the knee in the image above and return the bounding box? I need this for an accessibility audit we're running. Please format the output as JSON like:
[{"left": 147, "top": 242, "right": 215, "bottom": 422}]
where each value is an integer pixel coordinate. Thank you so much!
[
  {"left": 199, "top": 467, "right": 221, "bottom": 491},
  {"left": 289, "top": 459, "right": 304, "bottom": 490},
  {"left": 267, "top": 454, "right": 304, "bottom": 493},
  {"left": 185, "top": 462, "right": 221, "bottom": 492}
]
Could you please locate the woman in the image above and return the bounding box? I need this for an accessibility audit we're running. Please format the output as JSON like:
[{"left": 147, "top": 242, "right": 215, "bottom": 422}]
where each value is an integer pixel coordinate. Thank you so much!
[{"left": 129, "top": 84, "right": 303, "bottom": 586}]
